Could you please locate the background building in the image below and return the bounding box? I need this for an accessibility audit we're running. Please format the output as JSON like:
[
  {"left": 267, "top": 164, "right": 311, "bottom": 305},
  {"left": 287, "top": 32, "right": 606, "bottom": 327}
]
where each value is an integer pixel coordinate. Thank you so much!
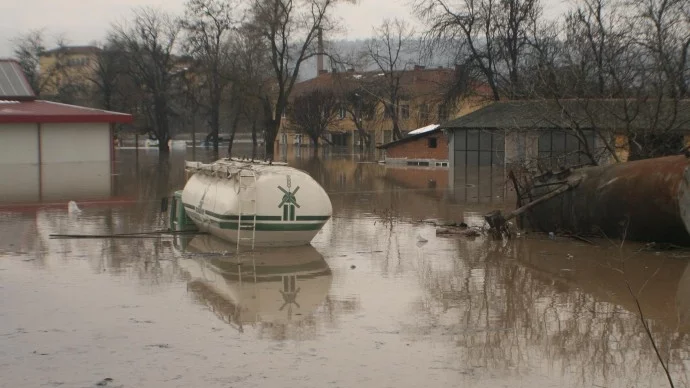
[{"left": 38, "top": 45, "right": 101, "bottom": 105}]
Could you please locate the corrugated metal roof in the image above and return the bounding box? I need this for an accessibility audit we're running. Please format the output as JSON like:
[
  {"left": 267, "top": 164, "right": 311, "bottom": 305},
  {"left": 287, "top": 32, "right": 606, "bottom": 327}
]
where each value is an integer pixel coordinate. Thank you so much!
[
  {"left": 0, "top": 100, "right": 132, "bottom": 124},
  {"left": 441, "top": 99, "right": 690, "bottom": 132},
  {"left": 0, "top": 60, "right": 35, "bottom": 100}
]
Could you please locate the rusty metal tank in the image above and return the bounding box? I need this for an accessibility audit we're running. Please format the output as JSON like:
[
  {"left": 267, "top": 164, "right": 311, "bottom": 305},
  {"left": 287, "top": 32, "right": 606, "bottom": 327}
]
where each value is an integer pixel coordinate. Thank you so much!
[{"left": 521, "top": 155, "right": 690, "bottom": 245}]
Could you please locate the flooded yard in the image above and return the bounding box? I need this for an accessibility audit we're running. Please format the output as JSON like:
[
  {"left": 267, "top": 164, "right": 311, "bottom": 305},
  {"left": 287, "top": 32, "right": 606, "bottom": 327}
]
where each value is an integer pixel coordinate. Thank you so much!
[{"left": 1, "top": 147, "right": 689, "bottom": 388}]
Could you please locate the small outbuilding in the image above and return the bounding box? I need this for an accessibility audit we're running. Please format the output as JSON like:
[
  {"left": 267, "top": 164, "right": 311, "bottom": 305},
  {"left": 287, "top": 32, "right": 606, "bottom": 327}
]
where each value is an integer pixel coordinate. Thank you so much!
[
  {"left": 0, "top": 59, "right": 132, "bottom": 166},
  {"left": 377, "top": 124, "right": 448, "bottom": 167}
]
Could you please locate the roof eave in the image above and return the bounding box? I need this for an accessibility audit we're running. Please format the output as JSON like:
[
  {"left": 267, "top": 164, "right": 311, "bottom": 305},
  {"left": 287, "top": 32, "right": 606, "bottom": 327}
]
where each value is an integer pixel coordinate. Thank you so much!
[{"left": 0, "top": 114, "right": 133, "bottom": 124}]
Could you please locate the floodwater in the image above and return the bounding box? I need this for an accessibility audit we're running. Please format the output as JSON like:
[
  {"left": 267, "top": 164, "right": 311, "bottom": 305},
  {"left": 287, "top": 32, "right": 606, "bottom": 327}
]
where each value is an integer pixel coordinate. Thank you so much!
[{"left": 2, "top": 146, "right": 690, "bottom": 388}]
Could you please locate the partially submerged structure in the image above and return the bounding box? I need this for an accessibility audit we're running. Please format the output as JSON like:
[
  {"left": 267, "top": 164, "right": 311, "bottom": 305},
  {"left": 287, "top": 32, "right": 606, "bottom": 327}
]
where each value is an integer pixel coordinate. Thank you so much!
[
  {"left": 0, "top": 59, "right": 132, "bottom": 166},
  {"left": 443, "top": 99, "right": 690, "bottom": 170},
  {"left": 442, "top": 98, "right": 690, "bottom": 205},
  {"left": 485, "top": 154, "right": 690, "bottom": 245},
  {"left": 170, "top": 158, "right": 332, "bottom": 247},
  {"left": 377, "top": 124, "right": 449, "bottom": 167}
]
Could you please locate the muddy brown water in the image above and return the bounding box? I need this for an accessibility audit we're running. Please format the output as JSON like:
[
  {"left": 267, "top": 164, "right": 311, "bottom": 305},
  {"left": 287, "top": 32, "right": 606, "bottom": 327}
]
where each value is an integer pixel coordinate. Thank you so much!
[{"left": 1, "top": 147, "right": 689, "bottom": 388}]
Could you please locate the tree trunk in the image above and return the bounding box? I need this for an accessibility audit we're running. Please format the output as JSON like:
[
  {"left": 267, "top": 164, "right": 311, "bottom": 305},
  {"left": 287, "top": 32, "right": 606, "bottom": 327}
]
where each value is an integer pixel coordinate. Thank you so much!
[
  {"left": 251, "top": 117, "right": 258, "bottom": 159},
  {"left": 154, "top": 97, "right": 170, "bottom": 153},
  {"left": 264, "top": 120, "right": 279, "bottom": 160},
  {"left": 392, "top": 119, "right": 403, "bottom": 140},
  {"left": 226, "top": 110, "right": 241, "bottom": 158},
  {"left": 210, "top": 104, "right": 220, "bottom": 153}
]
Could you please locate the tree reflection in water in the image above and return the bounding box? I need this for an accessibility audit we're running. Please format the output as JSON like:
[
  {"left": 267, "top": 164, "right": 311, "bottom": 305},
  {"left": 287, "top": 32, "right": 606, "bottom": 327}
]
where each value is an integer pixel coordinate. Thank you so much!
[{"left": 411, "top": 236, "right": 690, "bottom": 387}]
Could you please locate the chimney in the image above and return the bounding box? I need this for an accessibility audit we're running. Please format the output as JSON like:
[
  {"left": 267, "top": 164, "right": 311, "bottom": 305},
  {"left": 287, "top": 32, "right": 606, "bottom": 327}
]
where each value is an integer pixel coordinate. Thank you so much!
[{"left": 316, "top": 28, "right": 324, "bottom": 77}]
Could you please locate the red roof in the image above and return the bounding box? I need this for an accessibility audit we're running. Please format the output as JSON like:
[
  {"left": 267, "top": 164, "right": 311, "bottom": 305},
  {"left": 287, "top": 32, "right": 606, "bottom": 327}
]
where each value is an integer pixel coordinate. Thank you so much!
[{"left": 0, "top": 100, "right": 133, "bottom": 124}]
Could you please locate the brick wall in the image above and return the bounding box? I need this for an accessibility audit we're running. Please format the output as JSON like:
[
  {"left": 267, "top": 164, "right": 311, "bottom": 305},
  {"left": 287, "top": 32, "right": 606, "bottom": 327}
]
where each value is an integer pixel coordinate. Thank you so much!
[{"left": 385, "top": 133, "right": 448, "bottom": 160}]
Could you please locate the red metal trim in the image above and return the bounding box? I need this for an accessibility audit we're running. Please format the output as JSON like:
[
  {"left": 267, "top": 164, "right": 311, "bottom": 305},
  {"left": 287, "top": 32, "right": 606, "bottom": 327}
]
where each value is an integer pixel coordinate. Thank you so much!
[
  {"left": 37, "top": 123, "right": 42, "bottom": 199},
  {"left": 0, "top": 114, "right": 132, "bottom": 124},
  {"left": 110, "top": 123, "right": 115, "bottom": 196}
]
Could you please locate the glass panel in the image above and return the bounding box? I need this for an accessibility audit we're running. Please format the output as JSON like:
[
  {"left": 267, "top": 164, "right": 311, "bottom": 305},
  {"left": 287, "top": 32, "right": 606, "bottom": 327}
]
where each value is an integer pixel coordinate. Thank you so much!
[
  {"left": 479, "top": 151, "right": 492, "bottom": 166},
  {"left": 552, "top": 132, "right": 566, "bottom": 153},
  {"left": 467, "top": 151, "right": 479, "bottom": 166},
  {"left": 494, "top": 151, "right": 505, "bottom": 166},
  {"left": 454, "top": 131, "right": 466, "bottom": 151},
  {"left": 493, "top": 131, "right": 505, "bottom": 152},
  {"left": 565, "top": 133, "right": 580, "bottom": 152},
  {"left": 479, "top": 131, "right": 492, "bottom": 151},
  {"left": 538, "top": 132, "right": 551, "bottom": 152},
  {"left": 467, "top": 130, "right": 479, "bottom": 151},
  {"left": 454, "top": 150, "right": 466, "bottom": 166}
]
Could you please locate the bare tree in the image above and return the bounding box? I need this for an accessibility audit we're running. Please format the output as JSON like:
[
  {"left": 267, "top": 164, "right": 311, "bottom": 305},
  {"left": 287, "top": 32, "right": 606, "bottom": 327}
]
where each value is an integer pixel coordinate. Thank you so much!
[
  {"left": 340, "top": 87, "right": 379, "bottom": 149},
  {"left": 86, "top": 43, "right": 126, "bottom": 110},
  {"left": 246, "top": 0, "right": 350, "bottom": 160},
  {"left": 363, "top": 18, "right": 416, "bottom": 141},
  {"left": 288, "top": 89, "right": 340, "bottom": 149},
  {"left": 11, "top": 30, "right": 83, "bottom": 101},
  {"left": 414, "top": 0, "right": 540, "bottom": 100},
  {"left": 228, "top": 25, "right": 272, "bottom": 158},
  {"left": 110, "top": 7, "right": 182, "bottom": 153},
  {"left": 415, "top": 0, "right": 501, "bottom": 100},
  {"left": 182, "top": 0, "right": 240, "bottom": 152},
  {"left": 11, "top": 29, "right": 46, "bottom": 95}
]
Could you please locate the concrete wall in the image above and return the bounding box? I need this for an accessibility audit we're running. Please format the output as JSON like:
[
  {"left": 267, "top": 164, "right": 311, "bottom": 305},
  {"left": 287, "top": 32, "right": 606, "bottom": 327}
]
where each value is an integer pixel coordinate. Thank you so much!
[
  {"left": 40, "top": 123, "right": 110, "bottom": 163},
  {"left": 385, "top": 133, "right": 448, "bottom": 161},
  {"left": 0, "top": 124, "right": 39, "bottom": 164}
]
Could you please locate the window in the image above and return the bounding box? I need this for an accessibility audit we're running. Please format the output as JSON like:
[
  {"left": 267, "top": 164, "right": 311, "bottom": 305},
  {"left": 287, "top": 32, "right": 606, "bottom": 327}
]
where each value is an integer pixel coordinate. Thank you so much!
[
  {"left": 401, "top": 104, "right": 410, "bottom": 119},
  {"left": 428, "top": 137, "right": 438, "bottom": 148},
  {"left": 438, "top": 104, "right": 449, "bottom": 121},
  {"left": 453, "top": 130, "right": 506, "bottom": 166},
  {"left": 339, "top": 106, "right": 347, "bottom": 119},
  {"left": 383, "top": 130, "right": 393, "bottom": 143},
  {"left": 538, "top": 130, "right": 596, "bottom": 169},
  {"left": 384, "top": 104, "right": 393, "bottom": 119},
  {"left": 419, "top": 104, "right": 429, "bottom": 121}
]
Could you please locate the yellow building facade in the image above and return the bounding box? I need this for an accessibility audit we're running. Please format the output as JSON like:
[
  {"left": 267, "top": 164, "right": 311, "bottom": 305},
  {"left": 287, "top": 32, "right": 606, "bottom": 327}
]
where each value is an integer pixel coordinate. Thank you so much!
[
  {"left": 38, "top": 46, "right": 100, "bottom": 101},
  {"left": 281, "top": 67, "right": 490, "bottom": 149}
]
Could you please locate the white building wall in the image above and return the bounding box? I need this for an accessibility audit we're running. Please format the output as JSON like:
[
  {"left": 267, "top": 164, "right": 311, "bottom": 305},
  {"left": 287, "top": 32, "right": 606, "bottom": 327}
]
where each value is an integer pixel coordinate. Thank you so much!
[
  {"left": 41, "top": 162, "right": 111, "bottom": 201},
  {"left": 40, "top": 123, "right": 110, "bottom": 163},
  {"left": 0, "top": 164, "right": 40, "bottom": 202},
  {"left": 0, "top": 123, "right": 39, "bottom": 164}
]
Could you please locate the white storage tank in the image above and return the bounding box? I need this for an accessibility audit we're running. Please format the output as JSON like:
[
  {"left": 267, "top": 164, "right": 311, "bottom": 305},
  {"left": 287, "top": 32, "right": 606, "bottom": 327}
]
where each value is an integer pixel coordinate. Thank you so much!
[{"left": 178, "top": 158, "right": 332, "bottom": 247}]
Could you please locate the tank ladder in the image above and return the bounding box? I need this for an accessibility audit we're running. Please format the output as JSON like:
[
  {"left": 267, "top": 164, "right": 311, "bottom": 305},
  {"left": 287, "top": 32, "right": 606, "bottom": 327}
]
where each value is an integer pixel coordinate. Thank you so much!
[{"left": 236, "top": 169, "right": 258, "bottom": 253}]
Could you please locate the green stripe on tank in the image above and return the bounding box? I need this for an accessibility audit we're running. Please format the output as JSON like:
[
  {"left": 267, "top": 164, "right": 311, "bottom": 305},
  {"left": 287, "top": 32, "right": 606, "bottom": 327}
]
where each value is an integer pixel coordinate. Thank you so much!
[
  {"left": 216, "top": 221, "right": 326, "bottom": 231},
  {"left": 183, "top": 202, "right": 329, "bottom": 223},
  {"left": 295, "top": 215, "right": 330, "bottom": 221}
]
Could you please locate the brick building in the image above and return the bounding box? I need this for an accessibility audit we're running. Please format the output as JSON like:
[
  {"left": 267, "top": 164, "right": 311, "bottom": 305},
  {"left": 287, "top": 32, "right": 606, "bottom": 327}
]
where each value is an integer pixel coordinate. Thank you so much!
[{"left": 377, "top": 124, "right": 449, "bottom": 167}]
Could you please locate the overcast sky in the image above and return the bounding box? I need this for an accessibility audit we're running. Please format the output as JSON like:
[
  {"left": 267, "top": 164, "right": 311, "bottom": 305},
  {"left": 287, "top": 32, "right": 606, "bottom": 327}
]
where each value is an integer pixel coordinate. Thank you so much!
[{"left": 0, "top": 0, "right": 569, "bottom": 57}]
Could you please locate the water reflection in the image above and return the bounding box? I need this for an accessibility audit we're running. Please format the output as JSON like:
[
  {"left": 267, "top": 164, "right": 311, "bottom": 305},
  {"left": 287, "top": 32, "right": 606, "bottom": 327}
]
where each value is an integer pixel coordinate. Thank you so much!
[
  {"left": 175, "top": 235, "right": 332, "bottom": 339},
  {"left": 412, "top": 236, "right": 690, "bottom": 387},
  {"left": 0, "top": 162, "right": 112, "bottom": 204},
  {"left": 2, "top": 146, "right": 690, "bottom": 388}
]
